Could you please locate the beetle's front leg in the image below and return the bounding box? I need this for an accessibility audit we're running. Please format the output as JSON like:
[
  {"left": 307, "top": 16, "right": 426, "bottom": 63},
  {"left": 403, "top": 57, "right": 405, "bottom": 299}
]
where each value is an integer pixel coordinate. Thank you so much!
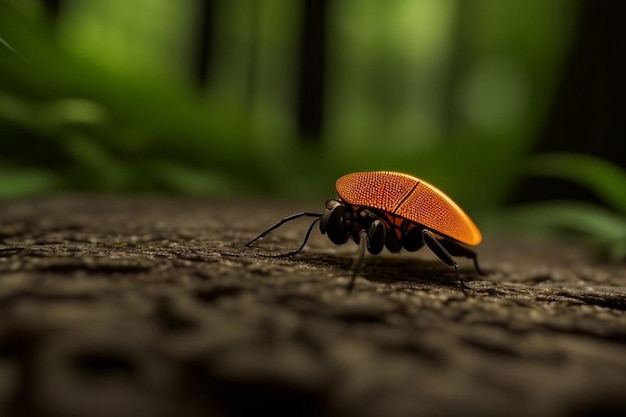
[{"left": 347, "top": 217, "right": 385, "bottom": 292}]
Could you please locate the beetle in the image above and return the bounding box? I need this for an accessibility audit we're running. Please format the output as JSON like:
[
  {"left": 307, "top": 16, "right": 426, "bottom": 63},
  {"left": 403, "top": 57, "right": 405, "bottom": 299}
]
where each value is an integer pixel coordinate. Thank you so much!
[{"left": 246, "top": 171, "right": 484, "bottom": 292}]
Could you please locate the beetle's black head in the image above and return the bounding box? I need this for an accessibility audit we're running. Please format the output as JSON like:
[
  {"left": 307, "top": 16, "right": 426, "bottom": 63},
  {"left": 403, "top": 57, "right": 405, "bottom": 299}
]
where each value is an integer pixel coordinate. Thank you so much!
[{"left": 319, "top": 199, "right": 386, "bottom": 255}]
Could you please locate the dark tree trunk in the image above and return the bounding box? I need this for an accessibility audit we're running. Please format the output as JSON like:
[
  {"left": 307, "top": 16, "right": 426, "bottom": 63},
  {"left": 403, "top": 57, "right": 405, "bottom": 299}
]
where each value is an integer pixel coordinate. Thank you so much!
[
  {"left": 297, "top": 0, "right": 328, "bottom": 141},
  {"left": 440, "top": 1, "right": 472, "bottom": 139},
  {"left": 41, "top": 0, "right": 63, "bottom": 26},
  {"left": 245, "top": 0, "right": 260, "bottom": 109},
  {"left": 513, "top": 0, "right": 625, "bottom": 204},
  {"left": 191, "top": 0, "right": 215, "bottom": 89}
]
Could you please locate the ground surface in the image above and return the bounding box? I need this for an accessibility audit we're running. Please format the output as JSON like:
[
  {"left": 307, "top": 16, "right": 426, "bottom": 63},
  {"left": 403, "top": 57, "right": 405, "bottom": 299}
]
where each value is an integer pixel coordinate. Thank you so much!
[{"left": 0, "top": 197, "right": 625, "bottom": 417}]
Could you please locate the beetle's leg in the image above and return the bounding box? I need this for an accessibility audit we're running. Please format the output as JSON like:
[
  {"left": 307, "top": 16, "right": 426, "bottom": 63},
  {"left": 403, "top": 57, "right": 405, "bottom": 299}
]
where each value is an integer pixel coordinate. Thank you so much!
[
  {"left": 365, "top": 218, "right": 385, "bottom": 255},
  {"left": 346, "top": 220, "right": 384, "bottom": 291},
  {"left": 438, "top": 238, "right": 484, "bottom": 276},
  {"left": 347, "top": 228, "right": 368, "bottom": 292},
  {"left": 422, "top": 230, "right": 469, "bottom": 294},
  {"left": 245, "top": 212, "right": 322, "bottom": 247}
]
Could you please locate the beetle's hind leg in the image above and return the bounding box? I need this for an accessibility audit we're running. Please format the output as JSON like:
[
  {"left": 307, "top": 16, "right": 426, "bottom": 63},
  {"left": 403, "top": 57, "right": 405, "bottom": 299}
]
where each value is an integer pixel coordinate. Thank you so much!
[
  {"left": 438, "top": 238, "right": 484, "bottom": 276},
  {"left": 422, "top": 230, "right": 470, "bottom": 294}
]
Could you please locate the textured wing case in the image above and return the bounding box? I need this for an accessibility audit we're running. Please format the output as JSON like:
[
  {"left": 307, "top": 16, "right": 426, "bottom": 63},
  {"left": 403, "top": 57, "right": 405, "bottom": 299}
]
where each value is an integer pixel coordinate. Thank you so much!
[{"left": 335, "top": 171, "right": 482, "bottom": 245}]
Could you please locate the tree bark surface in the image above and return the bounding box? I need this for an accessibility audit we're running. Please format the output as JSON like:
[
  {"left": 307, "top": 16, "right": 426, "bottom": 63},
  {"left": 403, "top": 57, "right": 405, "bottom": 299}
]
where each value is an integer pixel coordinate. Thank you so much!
[{"left": 0, "top": 197, "right": 624, "bottom": 417}]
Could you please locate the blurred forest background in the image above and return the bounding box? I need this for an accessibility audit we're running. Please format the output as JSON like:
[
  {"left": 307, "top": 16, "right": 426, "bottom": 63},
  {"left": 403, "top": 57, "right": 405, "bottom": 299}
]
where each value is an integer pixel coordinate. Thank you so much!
[{"left": 0, "top": 0, "right": 624, "bottom": 257}]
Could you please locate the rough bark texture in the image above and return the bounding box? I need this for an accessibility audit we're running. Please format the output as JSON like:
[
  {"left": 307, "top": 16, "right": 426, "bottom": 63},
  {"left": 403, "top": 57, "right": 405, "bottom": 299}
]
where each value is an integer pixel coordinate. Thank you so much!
[{"left": 0, "top": 197, "right": 625, "bottom": 417}]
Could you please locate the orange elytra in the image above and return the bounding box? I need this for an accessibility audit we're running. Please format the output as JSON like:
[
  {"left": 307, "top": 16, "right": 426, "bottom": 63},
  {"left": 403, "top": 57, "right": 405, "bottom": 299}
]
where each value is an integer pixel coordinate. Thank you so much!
[
  {"left": 246, "top": 171, "right": 484, "bottom": 292},
  {"left": 335, "top": 171, "right": 482, "bottom": 246}
]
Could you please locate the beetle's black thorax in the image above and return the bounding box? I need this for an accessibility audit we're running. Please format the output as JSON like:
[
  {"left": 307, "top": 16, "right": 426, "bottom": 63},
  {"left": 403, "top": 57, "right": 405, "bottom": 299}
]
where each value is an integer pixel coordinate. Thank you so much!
[{"left": 321, "top": 199, "right": 427, "bottom": 255}]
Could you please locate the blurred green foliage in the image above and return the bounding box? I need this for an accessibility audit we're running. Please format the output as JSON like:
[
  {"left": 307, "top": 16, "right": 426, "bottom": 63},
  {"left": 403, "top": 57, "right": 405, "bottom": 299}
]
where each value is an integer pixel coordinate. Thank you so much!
[
  {"left": 1, "top": 0, "right": 579, "bottom": 222},
  {"left": 511, "top": 153, "right": 626, "bottom": 260}
]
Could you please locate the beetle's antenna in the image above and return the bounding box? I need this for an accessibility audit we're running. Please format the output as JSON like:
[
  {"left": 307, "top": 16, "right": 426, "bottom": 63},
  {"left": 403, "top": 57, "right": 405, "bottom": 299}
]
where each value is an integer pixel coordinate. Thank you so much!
[
  {"left": 246, "top": 212, "right": 322, "bottom": 247},
  {"left": 273, "top": 216, "right": 322, "bottom": 257}
]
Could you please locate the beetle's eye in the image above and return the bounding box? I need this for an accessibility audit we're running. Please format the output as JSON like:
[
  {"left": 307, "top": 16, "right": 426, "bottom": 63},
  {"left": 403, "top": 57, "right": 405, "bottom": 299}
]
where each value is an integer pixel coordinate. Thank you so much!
[
  {"left": 322, "top": 205, "right": 350, "bottom": 245},
  {"left": 321, "top": 202, "right": 342, "bottom": 233},
  {"left": 344, "top": 217, "right": 351, "bottom": 227}
]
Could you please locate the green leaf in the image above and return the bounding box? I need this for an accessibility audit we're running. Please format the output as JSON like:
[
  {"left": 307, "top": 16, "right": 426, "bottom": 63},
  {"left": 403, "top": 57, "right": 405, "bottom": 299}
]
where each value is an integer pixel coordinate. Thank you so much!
[
  {"left": 0, "top": 167, "right": 60, "bottom": 197},
  {"left": 0, "top": 35, "right": 26, "bottom": 61},
  {"left": 149, "top": 160, "right": 234, "bottom": 196},
  {"left": 527, "top": 153, "right": 626, "bottom": 214},
  {"left": 510, "top": 201, "right": 626, "bottom": 260}
]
